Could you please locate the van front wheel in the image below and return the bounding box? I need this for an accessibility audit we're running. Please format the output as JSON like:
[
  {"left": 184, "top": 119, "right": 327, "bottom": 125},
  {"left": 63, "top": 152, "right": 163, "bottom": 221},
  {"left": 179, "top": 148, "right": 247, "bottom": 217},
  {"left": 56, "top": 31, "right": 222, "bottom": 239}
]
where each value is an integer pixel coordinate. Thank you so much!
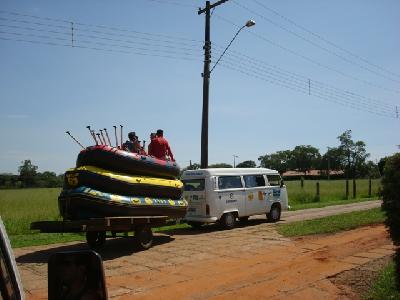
[
  {"left": 267, "top": 204, "right": 281, "bottom": 223},
  {"left": 220, "top": 213, "right": 236, "bottom": 229}
]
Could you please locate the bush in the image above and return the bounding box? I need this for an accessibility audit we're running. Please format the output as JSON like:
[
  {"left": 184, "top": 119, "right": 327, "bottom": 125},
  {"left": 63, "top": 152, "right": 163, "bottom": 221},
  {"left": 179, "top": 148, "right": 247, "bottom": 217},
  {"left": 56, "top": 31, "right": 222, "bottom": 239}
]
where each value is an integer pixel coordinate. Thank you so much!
[{"left": 381, "top": 153, "right": 400, "bottom": 288}]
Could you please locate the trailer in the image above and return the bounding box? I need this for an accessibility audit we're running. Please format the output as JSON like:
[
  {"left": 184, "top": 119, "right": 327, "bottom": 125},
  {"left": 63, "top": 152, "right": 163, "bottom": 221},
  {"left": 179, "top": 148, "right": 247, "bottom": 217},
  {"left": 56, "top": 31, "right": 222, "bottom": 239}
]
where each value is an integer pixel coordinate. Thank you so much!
[{"left": 30, "top": 216, "right": 168, "bottom": 250}]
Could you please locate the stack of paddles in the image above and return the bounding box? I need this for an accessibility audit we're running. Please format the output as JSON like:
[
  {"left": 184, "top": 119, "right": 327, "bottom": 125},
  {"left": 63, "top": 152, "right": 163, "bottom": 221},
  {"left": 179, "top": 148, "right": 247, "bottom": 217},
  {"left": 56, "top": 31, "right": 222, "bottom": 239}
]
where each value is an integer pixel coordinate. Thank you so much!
[{"left": 58, "top": 145, "right": 187, "bottom": 220}]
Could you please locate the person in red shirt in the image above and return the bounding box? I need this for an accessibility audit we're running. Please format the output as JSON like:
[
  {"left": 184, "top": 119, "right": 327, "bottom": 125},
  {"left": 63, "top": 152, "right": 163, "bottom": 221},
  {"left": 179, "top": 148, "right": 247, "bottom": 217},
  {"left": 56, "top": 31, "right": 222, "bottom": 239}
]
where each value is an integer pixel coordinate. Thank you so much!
[{"left": 149, "top": 129, "right": 175, "bottom": 161}]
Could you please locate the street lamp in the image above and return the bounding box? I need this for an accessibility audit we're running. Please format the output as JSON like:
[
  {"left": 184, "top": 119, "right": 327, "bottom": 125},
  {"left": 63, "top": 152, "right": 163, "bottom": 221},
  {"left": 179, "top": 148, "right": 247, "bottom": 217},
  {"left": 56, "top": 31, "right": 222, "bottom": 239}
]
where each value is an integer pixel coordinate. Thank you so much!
[
  {"left": 233, "top": 155, "right": 239, "bottom": 168},
  {"left": 210, "top": 19, "right": 256, "bottom": 73},
  {"left": 199, "top": 2, "right": 256, "bottom": 169}
]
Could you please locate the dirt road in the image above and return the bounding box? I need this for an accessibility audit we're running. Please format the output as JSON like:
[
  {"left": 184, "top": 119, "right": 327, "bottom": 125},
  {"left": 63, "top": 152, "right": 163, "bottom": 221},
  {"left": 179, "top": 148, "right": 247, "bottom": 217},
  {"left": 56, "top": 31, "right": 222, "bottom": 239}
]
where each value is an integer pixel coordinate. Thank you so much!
[{"left": 15, "top": 200, "right": 391, "bottom": 299}]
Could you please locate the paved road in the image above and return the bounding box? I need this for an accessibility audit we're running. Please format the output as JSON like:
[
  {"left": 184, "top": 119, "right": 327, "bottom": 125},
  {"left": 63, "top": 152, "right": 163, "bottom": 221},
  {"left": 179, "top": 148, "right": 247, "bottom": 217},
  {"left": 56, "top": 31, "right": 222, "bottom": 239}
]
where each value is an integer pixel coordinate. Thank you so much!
[{"left": 14, "top": 200, "right": 385, "bottom": 299}]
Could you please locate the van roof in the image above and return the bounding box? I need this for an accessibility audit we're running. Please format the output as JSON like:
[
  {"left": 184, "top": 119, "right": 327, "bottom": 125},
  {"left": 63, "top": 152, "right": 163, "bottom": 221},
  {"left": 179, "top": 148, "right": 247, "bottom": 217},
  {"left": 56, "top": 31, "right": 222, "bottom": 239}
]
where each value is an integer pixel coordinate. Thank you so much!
[{"left": 182, "top": 168, "right": 280, "bottom": 177}]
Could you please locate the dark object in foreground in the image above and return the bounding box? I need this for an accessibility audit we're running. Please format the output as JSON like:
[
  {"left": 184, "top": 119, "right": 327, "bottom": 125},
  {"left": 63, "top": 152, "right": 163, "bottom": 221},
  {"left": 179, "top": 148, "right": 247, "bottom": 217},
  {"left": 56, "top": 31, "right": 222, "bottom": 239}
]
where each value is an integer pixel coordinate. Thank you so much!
[
  {"left": 381, "top": 153, "right": 400, "bottom": 288},
  {"left": 48, "top": 250, "right": 107, "bottom": 300}
]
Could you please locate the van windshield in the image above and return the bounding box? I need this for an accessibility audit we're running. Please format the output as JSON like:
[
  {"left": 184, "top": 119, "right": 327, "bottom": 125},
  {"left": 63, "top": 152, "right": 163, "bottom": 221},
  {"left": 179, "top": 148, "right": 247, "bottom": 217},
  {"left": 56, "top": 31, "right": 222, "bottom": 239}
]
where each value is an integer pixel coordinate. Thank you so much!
[{"left": 183, "top": 179, "right": 205, "bottom": 191}]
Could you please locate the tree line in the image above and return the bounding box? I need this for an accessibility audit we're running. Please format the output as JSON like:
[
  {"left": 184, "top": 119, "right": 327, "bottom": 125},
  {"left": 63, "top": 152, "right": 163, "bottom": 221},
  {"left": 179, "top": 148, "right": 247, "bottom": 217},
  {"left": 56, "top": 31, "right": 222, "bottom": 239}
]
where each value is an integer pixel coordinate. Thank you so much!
[
  {"left": 185, "top": 130, "right": 386, "bottom": 179},
  {"left": 0, "top": 160, "right": 63, "bottom": 189}
]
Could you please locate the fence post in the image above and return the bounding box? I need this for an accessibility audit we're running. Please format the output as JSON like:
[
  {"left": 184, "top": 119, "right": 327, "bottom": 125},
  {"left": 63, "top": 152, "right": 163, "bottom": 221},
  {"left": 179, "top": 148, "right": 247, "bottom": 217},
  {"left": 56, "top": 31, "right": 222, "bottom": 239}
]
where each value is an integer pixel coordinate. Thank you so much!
[
  {"left": 315, "top": 181, "right": 320, "bottom": 202},
  {"left": 369, "top": 177, "right": 372, "bottom": 197},
  {"left": 346, "top": 179, "right": 349, "bottom": 199},
  {"left": 301, "top": 176, "right": 304, "bottom": 189},
  {"left": 353, "top": 178, "right": 356, "bottom": 199}
]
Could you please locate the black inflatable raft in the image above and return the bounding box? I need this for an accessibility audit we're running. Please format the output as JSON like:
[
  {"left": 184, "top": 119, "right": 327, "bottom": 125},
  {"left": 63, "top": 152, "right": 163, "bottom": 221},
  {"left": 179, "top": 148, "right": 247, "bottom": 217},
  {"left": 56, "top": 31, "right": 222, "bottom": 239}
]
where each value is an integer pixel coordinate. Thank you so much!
[
  {"left": 64, "top": 166, "right": 183, "bottom": 199},
  {"left": 77, "top": 145, "right": 180, "bottom": 179},
  {"left": 59, "top": 186, "right": 188, "bottom": 220}
]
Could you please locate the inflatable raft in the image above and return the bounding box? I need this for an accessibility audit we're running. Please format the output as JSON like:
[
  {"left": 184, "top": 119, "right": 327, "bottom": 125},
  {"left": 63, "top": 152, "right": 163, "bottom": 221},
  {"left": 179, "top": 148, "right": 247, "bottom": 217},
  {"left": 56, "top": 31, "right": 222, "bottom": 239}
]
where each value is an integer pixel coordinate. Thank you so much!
[
  {"left": 64, "top": 166, "right": 183, "bottom": 199},
  {"left": 59, "top": 144, "right": 187, "bottom": 220},
  {"left": 59, "top": 186, "right": 188, "bottom": 220},
  {"left": 77, "top": 145, "right": 180, "bottom": 179}
]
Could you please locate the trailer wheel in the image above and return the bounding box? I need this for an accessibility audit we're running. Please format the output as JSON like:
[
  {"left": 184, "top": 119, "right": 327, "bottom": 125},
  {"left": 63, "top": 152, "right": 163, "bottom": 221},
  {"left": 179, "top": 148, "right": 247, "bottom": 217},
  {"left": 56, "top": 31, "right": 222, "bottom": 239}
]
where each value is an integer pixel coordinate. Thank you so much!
[
  {"left": 86, "top": 231, "right": 106, "bottom": 249},
  {"left": 135, "top": 225, "right": 153, "bottom": 250}
]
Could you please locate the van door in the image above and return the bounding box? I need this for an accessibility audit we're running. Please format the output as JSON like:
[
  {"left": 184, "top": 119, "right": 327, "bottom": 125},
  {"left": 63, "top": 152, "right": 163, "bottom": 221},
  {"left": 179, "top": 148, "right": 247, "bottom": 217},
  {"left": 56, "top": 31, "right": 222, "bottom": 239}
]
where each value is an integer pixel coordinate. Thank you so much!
[
  {"left": 217, "top": 175, "right": 245, "bottom": 218},
  {"left": 243, "top": 174, "right": 267, "bottom": 216}
]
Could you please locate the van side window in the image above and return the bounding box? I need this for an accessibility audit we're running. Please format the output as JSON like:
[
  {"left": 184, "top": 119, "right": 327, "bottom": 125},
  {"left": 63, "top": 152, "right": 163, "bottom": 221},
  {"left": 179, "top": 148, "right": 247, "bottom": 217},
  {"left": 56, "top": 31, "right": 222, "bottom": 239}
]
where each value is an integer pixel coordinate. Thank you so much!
[
  {"left": 243, "top": 175, "right": 265, "bottom": 188},
  {"left": 267, "top": 175, "right": 281, "bottom": 186},
  {"left": 218, "top": 176, "right": 243, "bottom": 189},
  {"left": 183, "top": 179, "right": 205, "bottom": 191}
]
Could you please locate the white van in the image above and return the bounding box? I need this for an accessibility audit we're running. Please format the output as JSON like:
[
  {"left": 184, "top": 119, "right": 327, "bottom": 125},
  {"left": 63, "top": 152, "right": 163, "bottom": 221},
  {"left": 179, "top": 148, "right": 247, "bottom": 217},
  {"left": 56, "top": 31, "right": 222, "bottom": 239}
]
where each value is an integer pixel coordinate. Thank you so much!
[{"left": 181, "top": 168, "right": 289, "bottom": 229}]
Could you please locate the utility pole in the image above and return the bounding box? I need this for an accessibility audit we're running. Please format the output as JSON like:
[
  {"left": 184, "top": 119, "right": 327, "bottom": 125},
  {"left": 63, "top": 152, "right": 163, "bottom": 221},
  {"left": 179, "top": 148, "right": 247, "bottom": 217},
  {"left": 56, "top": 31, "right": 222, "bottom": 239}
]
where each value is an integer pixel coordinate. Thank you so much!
[
  {"left": 233, "top": 155, "right": 238, "bottom": 168},
  {"left": 198, "top": 0, "right": 230, "bottom": 169}
]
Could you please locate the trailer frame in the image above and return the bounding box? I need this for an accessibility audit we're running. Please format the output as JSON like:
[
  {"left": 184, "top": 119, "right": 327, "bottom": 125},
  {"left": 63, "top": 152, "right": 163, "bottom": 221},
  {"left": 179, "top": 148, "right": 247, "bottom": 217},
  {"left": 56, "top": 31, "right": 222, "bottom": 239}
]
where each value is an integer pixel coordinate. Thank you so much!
[{"left": 30, "top": 216, "right": 168, "bottom": 250}]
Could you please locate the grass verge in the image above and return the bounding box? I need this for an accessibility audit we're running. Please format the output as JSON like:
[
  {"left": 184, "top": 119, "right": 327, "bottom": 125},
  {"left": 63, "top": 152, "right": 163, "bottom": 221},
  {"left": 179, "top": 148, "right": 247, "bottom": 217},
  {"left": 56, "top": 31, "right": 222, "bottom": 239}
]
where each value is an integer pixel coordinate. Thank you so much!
[
  {"left": 289, "top": 197, "right": 379, "bottom": 211},
  {"left": 365, "top": 262, "right": 400, "bottom": 300},
  {"left": 277, "top": 207, "right": 385, "bottom": 237}
]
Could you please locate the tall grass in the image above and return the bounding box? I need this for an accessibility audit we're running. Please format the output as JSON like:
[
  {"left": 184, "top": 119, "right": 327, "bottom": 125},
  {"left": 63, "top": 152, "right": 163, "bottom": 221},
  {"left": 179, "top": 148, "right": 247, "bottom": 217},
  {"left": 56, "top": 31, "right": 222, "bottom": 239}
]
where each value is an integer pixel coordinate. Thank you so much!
[
  {"left": 0, "top": 188, "right": 61, "bottom": 235},
  {"left": 286, "top": 179, "right": 381, "bottom": 208}
]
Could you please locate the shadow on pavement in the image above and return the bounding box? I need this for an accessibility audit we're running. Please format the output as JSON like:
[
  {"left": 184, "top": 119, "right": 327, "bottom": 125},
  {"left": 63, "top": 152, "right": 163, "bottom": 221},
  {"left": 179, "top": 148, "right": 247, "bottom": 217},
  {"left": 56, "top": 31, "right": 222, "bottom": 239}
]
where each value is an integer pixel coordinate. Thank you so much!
[
  {"left": 16, "top": 235, "right": 174, "bottom": 264},
  {"left": 161, "top": 218, "right": 270, "bottom": 236}
]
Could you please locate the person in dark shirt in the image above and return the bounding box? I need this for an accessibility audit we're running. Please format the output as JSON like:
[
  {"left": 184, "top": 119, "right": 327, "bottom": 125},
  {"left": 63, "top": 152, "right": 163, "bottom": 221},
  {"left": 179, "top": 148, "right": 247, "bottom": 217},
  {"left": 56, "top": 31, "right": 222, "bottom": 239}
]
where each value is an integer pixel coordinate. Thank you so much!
[
  {"left": 122, "top": 132, "right": 141, "bottom": 153},
  {"left": 147, "top": 132, "right": 156, "bottom": 156},
  {"left": 149, "top": 129, "right": 175, "bottom": 161}
]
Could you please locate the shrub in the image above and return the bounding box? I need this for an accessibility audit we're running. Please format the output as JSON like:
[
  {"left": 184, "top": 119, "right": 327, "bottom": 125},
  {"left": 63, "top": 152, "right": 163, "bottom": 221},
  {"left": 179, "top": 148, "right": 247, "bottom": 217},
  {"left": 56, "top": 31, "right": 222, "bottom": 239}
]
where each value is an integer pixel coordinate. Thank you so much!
[{"left": 381, "top": 153, "right": 400, "bottom": 288}]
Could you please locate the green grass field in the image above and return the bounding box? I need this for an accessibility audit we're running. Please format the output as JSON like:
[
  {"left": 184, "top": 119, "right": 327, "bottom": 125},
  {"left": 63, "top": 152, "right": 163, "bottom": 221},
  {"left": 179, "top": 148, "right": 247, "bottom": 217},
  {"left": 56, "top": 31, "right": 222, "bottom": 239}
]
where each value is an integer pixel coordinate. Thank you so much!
[
  {"left": 286, "top": 178, "right": 381, "bottom": 210},
  {"left": 277, "top": 207, "right": 385, "bottom": 237},
  {"left": 0, "top": 179, "right": 382, "bottom": 248}
]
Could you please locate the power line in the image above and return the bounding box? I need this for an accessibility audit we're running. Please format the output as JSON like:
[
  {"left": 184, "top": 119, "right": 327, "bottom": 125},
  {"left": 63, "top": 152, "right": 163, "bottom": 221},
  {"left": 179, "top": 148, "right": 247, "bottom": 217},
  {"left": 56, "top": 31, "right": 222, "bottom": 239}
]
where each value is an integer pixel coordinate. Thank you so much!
[
  {"left": 0, "top": 10, "right": 203, "bottom": 44},
  {"left": 212, "top": 45, "right": 396, "bottom": 110},
  {"left": 139, "top": 0, "right": 197, "bottom": 8},
  {"left": 0, "top": 34, "right": 200, "bottom": 61},
  {"left": 249, "top": 0, "right": 400, "bottom": 80},
  {"left": 214, "top": 51, "right": 395, "bottom": 115},
  {"left": 231, "top": 0, "right": 400, "bottom": 84},
  {"left": 0, "top": 9, "right": 398, "bottom": 119},
  {"left": 213, "top": 13, "right": 400, "bottom": 95},
  {"left": 218, "top": 61, "right": 395, "bottom": 118}
]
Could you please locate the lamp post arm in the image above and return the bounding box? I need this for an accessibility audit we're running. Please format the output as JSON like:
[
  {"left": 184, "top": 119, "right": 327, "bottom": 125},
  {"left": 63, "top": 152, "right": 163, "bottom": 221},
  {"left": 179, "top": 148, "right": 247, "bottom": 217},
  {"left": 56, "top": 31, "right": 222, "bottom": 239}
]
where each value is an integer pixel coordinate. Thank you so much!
[{"left": 210, "top": 25, "right": 245, "bottom": 73}]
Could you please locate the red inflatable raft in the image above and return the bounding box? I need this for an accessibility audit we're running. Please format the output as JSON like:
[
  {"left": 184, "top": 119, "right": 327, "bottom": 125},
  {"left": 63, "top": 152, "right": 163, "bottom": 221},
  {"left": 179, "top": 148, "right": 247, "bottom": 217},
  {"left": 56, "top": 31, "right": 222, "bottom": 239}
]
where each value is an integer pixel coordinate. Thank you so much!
[{"left": 76, "top": 145, "right": 180, "bottom": 179}]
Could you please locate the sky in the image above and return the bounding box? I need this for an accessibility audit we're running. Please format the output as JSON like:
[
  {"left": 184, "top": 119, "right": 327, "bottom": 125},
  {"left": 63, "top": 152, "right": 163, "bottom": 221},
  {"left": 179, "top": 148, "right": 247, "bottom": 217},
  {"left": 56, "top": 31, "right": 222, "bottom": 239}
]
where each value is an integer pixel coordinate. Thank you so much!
[{"left": 0, "top": 0, "right": 399, "bottom": 174}]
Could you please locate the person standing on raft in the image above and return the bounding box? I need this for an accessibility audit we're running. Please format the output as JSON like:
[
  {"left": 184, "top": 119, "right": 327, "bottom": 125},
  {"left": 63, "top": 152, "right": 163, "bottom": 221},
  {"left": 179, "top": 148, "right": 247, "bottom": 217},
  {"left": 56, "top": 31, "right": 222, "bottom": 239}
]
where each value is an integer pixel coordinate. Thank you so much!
[
  {"left": 123, "top": 132, "right": 142, "bottom": 154},
  {"left": 147, "top": 132, "right": 156, "bottom": 156},
  {"left": 149, "top": 129, "right": 175, "bottom": 161}
]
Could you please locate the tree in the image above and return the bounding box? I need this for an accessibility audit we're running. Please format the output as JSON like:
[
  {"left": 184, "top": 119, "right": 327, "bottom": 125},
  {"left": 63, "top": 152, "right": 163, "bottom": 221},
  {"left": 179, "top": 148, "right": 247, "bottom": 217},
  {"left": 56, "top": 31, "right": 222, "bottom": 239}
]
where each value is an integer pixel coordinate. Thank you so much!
[
  {"left": 236, "top": 160, "right": 256, "bottom": 168},
  {"left": 378, "top": 157, "right": 388, "bottom": 176},
  {"left": 258, "top": 150, "right": 292, "bottom": 173},
  {"left": 320, "top": 147, "right": 342, "bottom": 172},
  {"left": 290, "top": 145, "right": 321, "bottom": 174},
  {"left": 381, "top": 153, "right": 400, "bottom": 287},
  {"left": 337, "top": 130, "right": 369, "bottom": 178},
  {"left": 36, "top": 171, "right": 63, "bottom": 188},
  {"left": 18, "top": 160, "right": 38, "bottom": 187},
  {"left": 208, "top": 163, "right": 233, "bottom": 168}
]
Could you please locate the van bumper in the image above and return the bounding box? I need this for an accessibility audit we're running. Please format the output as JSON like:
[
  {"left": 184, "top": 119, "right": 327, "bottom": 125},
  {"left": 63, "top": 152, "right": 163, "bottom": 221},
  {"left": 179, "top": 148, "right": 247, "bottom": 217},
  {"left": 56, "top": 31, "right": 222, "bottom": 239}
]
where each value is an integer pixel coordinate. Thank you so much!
[{"left": 184, "top": 216, "right": 218, "bottom": 223}]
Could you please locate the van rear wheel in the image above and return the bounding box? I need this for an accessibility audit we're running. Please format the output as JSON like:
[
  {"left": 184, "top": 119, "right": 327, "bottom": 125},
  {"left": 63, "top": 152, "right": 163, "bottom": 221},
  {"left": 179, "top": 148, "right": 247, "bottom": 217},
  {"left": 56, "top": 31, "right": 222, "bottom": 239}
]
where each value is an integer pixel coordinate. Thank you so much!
[
  {"left": 220, "top": 213, "right": 236, "bottom": 229},
  {"left": 267, "top": 204, "right": 281, "bottom": 223}
]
